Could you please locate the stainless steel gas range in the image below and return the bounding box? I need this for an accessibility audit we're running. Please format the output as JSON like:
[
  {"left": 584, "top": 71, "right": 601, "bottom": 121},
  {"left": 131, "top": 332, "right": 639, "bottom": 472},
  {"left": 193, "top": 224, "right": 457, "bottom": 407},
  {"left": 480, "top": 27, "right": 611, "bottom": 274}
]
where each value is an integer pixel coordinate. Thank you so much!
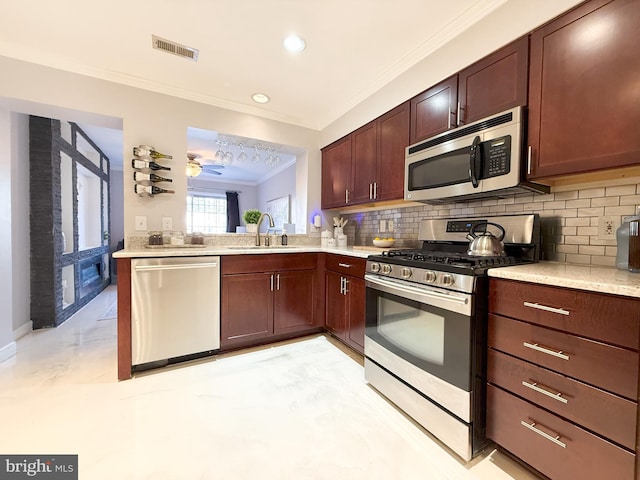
[{"left": 364, "top": 214, "right": 540, "bottom": 461}]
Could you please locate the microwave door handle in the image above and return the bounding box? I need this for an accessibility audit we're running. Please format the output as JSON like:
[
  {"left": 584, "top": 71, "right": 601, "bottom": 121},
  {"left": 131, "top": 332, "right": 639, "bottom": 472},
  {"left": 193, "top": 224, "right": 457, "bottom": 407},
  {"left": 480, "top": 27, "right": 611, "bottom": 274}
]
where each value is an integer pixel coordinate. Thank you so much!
[{"left": 469, "top": 135, "right": 482, "bottom": 188}]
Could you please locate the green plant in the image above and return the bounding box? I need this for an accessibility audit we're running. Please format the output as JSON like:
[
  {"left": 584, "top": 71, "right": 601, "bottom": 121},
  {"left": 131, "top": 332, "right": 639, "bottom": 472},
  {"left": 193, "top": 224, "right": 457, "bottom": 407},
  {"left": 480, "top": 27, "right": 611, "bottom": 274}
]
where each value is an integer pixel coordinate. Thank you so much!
[{"left": 242, "top": 209, "right": 261, "bottom": 224}]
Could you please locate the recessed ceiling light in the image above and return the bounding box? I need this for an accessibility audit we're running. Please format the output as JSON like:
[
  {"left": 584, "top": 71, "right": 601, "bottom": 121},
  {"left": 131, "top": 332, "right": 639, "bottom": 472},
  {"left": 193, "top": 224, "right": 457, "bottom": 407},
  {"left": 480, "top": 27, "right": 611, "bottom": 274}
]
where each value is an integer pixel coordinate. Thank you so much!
[
  {"left": 283, "top": 35, "right": 306, "bottom": 53},
  {"left": 252, "top": 93, "right": 270, "bottom": 104}
]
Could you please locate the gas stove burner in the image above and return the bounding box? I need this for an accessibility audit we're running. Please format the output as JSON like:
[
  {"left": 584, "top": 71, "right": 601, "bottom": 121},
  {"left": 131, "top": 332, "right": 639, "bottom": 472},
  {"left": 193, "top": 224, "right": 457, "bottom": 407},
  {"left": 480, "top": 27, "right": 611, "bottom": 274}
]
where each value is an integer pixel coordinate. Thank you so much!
[{"left": 378, "top": 248, "right": 529, "bottom": 274}]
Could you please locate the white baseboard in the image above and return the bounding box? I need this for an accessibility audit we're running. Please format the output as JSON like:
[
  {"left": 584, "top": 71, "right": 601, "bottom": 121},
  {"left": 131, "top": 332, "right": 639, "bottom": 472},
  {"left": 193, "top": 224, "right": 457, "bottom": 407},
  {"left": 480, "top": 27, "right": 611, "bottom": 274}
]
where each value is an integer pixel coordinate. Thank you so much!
[
  {"left": 0, "top": 341, "right": 16, "bottom": 364},
  {"left": 13, "top": 321, "right": 32, "bottom": 341}
]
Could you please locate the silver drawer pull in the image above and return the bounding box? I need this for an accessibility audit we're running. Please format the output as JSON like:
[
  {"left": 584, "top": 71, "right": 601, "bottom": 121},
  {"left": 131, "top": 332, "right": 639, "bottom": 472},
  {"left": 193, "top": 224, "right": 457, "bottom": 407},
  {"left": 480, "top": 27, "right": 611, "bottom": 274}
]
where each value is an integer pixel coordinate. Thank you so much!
[
  {"left": 524, "top": 301, "right": 570, "bottom": 316},
  {"left": 338, "top": 263, "right": 351, "bottom": 268},
  {"left": 522, "top": 380, "right": 568, "bottom": 404},
  {"left": 520, "top": 420, "right": 567, "bottom": 448},
  {"left": 523, "top": 342, "right": 570, "bottom": 360}
]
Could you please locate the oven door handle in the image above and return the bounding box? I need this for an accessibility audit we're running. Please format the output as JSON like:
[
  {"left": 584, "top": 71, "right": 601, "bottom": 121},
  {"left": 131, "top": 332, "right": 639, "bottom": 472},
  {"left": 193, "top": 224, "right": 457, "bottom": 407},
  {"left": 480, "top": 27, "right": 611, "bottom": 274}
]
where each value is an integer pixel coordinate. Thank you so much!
[{"left": 365, "top": 274, "right": 469, "bottom": 306}]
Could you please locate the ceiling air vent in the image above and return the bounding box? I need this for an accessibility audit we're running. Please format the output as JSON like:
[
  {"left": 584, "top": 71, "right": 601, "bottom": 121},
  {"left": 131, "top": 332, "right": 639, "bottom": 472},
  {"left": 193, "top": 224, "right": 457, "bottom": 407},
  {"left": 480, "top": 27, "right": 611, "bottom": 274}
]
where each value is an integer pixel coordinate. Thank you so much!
[{"left": 152, "top": 35, "right": 199, "bottom": 62}]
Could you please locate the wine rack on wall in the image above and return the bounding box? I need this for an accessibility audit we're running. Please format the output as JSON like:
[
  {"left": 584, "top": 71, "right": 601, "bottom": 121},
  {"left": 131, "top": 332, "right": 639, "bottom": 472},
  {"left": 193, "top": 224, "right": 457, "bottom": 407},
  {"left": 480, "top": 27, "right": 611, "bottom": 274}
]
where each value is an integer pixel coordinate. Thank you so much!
[{"left": 131, "top": 145, "right": 175, "bottom": 196}]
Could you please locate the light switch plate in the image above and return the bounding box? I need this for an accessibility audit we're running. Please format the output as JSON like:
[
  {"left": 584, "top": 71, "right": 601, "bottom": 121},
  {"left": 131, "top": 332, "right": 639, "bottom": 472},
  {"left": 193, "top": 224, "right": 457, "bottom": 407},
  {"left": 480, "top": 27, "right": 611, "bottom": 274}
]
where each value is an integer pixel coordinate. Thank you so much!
[
  {"left": 135, "top": 215, "right": 147, "bottom": 231},
  {"left": 388, "top": 219, "right": 394, "bottom": 232},
  {"left": 379, "top": 219, "right": 386, "bottom": 233},
  {"left": 162, "top": 217, "right": 173, "bottom": 231}
]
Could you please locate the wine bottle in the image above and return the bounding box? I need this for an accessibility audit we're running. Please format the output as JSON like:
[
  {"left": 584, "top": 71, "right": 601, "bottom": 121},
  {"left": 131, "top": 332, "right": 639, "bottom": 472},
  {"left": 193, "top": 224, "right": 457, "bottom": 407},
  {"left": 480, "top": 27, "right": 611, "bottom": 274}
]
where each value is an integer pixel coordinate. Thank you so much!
[
  {"left": 133, "top": 145, "right": 173, "bottom": 159},
  {"left": 134, "top": 184, "right": 175, "bottom": 196},
  {"left": 133, "top": 171, "right": 173, "bottom": 184},
  {"left": 131, "top": 158, "right": 171, "bottom": 172}
]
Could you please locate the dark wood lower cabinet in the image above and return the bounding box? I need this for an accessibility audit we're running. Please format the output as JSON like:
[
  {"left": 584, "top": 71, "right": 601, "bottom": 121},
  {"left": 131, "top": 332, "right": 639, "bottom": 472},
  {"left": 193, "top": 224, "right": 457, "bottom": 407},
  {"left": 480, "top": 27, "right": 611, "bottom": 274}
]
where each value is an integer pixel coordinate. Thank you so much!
[
  {"left": 221, "top": 254, "right": 322, "bottom": 350},
  {"left": 488, "top": 278, "right": 640, "bottom": 479},
  {"left": 325, "top": 255, "right": 366, "bottom": 354},
  {"left": 487, "top": 385, "right": 635, "bottom": 480},
  {"left": 221, "top": 272, "right": 274, "bottom": 347}
]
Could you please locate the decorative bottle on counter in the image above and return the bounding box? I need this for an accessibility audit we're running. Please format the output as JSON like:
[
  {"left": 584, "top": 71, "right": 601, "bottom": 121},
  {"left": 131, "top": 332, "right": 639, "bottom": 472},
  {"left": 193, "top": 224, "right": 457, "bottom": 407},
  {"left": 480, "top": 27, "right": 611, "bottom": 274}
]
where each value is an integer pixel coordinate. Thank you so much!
[
  {"left": 131, "top": 158, "right": 171, "bottom": 172},
  {"left": 133, "top": 171, "right": 173, "bottom": 184},
  {"left": 134, "top": 184, "right": 175, "bottom": 196},
  {"left": 133, "top": 145, "right": 173, "bottom": 159}
]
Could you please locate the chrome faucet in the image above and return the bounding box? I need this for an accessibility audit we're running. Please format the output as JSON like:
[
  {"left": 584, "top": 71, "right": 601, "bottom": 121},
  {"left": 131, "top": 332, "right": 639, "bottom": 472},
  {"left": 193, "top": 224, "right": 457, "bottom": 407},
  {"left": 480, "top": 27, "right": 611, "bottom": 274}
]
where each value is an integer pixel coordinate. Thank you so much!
[{"left": 255, "top": 212, "right": 275, "bottom": 246}]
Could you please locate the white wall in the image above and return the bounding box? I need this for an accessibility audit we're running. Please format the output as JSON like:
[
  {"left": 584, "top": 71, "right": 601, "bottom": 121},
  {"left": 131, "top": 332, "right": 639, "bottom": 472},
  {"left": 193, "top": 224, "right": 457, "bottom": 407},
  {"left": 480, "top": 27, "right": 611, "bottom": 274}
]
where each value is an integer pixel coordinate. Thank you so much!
[
  {"left": 109, "top": 168, "right": 125, "bottom": 249},
  {"left": 320, "top": 0, "right": 584, "bottom": 146},
  {"left": 11, "top": 113, "right": 29, "bottom": 334},
  {"left": 257, "top": 164, "right": 297, "bottom": 231},
  {"left": 0, "top": 55, "right": 321, "bottom": 244},
  {"left": 0, "top": 109, "right": 31, "bottom": 361}
]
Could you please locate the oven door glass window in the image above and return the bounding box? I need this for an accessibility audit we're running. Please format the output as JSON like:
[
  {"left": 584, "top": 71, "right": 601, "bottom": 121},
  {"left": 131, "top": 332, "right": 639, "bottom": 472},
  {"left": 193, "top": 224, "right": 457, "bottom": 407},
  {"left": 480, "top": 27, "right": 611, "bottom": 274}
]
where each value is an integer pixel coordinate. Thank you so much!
[{"left": 366, "top": 287, "right": 471, "bottom": 391}]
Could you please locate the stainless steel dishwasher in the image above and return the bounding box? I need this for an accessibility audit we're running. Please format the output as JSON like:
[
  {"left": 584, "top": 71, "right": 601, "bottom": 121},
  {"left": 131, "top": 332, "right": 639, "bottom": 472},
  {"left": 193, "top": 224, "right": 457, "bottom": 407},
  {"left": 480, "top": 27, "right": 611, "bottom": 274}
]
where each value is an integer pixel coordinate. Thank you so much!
[{"left": 131, "top": 256, "right": 220, "bottom": 366}]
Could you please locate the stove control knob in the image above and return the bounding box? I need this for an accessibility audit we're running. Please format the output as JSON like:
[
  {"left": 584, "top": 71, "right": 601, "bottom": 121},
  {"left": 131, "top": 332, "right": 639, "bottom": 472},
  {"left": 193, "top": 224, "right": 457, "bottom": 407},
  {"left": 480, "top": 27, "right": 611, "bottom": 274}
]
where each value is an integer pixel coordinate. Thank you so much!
[
  {"left": 381, "top": 264, "right": 392, "bottom": 275},
  {"left": 424, "top": 271, "right": 437, "bottom": 283},
  {"left": 401, "top": 267, "right": 412, "bottom": 279},
  {"left": 370, "top": 263, "right": 381, "bottom": 273},
  {"left": 441, "top": 274, "right": 455, "bottom": 287}
]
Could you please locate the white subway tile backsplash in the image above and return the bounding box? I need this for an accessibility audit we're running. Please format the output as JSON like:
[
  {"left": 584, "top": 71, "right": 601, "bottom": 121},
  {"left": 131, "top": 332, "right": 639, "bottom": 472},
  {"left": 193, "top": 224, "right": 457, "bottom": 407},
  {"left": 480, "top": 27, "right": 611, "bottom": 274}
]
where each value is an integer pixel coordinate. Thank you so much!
[
  {"left": 579, "top": 188, "right": 606, "bottom": 198},
  {"left": 340, "top": 178, "right": 638, "bottom": 267},
  {"left": 606, "top": 185, "right": 637, "bottom": 196}
]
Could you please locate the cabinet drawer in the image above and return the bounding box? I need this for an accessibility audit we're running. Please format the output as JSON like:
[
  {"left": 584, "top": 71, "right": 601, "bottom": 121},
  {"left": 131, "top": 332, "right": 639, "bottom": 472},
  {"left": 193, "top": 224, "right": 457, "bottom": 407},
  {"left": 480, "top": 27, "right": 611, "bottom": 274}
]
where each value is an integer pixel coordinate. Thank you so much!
[
  {"left": 325, "top": 254, "right": 366, "bottom": 278},
  {"left": 488, "top": 314, "right": 638, "bottom": 399},
  {"left": 487, "top": 384, "right": 635, "bottom": 480},
  {"left": 489, "top": 279, "right": 640, "bottom": 350},
  {"left": 488, "top": 349, "right": 637, "bottom": 450},
  {"left": 222, "top": 253, "right": 318, "bottom": 274}
]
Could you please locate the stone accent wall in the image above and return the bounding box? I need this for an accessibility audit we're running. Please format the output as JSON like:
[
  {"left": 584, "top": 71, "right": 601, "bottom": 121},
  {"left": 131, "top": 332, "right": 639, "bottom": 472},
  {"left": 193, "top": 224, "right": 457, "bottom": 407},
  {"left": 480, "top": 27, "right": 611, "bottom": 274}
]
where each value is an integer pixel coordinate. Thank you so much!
[
  {"left": 29, "top": 116, "right": 111, "bottom": 328},
  {"left": 339, "top": 177, "right": 640, "bottom": 267}
]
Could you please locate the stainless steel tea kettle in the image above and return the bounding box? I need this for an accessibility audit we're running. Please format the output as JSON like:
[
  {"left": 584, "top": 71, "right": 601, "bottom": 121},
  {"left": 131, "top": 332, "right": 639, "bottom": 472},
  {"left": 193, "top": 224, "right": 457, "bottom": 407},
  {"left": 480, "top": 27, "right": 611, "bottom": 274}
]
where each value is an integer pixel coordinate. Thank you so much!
[{"left": 467, "top": 222, "right": 506, "bottom": 256}]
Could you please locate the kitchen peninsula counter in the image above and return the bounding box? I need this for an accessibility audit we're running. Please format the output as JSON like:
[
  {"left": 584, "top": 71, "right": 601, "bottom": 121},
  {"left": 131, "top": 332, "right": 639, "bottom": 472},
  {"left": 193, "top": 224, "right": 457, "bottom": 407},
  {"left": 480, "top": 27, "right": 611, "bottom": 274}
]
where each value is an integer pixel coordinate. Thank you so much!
[
  {"left": 488, "top": 261, "right": 640, "bottom": 299},
  {"left": 113, "top": 244, "right": 380, "bottom": 259}
]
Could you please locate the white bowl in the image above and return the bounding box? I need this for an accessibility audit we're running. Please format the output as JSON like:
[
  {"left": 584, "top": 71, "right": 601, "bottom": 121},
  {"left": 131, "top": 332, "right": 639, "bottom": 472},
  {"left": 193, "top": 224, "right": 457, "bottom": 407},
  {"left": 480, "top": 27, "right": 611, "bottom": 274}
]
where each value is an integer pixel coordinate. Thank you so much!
[{"left": 373, "top": 239, "right": 395, "bottom": 248}]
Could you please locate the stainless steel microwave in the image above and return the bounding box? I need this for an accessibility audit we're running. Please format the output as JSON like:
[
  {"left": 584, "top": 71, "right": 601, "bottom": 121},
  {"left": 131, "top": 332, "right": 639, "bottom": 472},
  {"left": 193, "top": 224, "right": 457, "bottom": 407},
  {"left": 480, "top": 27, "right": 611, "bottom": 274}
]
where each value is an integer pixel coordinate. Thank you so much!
[{"left": 404, "top": 107, "right": 549, "bottom": 204}]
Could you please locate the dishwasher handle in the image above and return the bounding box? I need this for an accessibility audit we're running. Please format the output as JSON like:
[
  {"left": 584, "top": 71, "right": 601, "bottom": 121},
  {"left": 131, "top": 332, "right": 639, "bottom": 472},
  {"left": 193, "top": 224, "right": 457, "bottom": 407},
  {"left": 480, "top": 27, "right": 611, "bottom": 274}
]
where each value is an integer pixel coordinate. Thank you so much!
[{"left": 134, "top": 262, "right": 218, "bottom": 272}]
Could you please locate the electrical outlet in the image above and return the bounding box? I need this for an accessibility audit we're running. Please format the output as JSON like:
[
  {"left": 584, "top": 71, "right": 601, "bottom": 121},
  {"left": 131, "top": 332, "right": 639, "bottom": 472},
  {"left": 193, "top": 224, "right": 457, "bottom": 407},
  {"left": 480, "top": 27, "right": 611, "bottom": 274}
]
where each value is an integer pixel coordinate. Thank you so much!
[
  {"left": 379, "top": 219, "right": 386, "bottom": 233},
  {"left": 388, "top": 219, "right": 394, "bottom": 232},
  {"left": 598, "top": 215, "right": 619, "bottom": 240},
  {"left": 162, "top": 217, "right": 173, "bottom": 231},
  {"left": 135, "top": 215, "right": 147, "bottom": 231}
]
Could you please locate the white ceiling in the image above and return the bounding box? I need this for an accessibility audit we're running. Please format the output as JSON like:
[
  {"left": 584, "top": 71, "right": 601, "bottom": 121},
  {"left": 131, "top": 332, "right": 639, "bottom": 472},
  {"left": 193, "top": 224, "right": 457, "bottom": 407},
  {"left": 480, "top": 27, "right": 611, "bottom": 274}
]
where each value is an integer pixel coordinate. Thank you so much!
[{"left": 2, "top": 0, "right": 510, "bottom": 181}]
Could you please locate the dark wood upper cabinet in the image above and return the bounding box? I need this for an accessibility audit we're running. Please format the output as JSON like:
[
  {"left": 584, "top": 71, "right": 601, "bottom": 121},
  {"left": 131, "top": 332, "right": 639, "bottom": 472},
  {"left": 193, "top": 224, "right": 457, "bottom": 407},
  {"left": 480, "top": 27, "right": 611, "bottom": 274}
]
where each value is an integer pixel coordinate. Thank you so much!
[
  {"left": 351, "top": 120, "right": 378, "bottom": 204},
  {"left": 321, "top": 135, "right": 352, "bottom": 209},
  {"left": 376, "top": 102, "right": 410, "bottom": 201},
  {"left": 322, "top": 102, "right": 409, "bottom": 209},
  {"left": 528, "top": 0, "right": 640, "bottom": 179},
  {"left": 458, "top": 36, "right": 529, "bottom": 125},
  {"left": 410, "top": 75, "right": 458, "bottom": 144}
]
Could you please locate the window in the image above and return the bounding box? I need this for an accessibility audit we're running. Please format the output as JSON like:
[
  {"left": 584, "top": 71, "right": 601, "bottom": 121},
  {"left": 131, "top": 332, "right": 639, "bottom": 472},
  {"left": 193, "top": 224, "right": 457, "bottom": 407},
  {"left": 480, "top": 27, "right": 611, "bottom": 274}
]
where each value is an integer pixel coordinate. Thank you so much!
[{"left": 186, "top": 195, "right": 227, "bottom": 233}]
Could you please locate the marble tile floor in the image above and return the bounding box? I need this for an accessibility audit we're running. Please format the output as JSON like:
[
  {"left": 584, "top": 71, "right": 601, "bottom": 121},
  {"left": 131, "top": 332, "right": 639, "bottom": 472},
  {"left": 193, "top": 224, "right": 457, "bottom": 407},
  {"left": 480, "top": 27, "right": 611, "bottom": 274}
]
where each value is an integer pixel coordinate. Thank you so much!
[{"left": 0, "top": 286, "right": 540, "bottom": 480}]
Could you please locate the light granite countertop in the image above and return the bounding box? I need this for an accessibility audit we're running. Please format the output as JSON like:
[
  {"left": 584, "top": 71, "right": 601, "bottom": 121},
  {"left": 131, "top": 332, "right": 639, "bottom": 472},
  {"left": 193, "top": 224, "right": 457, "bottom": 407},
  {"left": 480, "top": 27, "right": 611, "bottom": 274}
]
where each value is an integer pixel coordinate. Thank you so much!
[
  {"left": 488, "top": 261, "right": 640, "bottom": 298},
  {"left": 112, "top": 244, "right": 388, "bottom": 260}
]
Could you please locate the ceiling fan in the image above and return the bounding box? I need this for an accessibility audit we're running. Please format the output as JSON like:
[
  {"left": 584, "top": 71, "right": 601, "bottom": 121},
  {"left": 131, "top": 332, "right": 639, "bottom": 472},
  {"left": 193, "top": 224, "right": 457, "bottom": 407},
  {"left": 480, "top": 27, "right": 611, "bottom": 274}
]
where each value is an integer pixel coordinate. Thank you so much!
[{"left": 187, "top": 153, "right": 224, "bottom": 176}]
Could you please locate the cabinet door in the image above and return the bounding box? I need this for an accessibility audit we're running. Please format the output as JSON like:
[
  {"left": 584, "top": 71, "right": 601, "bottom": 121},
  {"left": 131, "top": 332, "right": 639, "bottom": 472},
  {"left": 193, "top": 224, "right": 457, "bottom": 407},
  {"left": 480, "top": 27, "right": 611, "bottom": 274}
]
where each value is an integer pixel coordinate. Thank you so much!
[
  {"left": 376, "top": 102, "right": 410, "bottom": 201},
  {"left": 345, "top": 276, "right": 366, "bottom": 354},
  {"left": 274, "top": 269, "right": 316, "bottom": 335},
  {"left": 410, "top": 75, "right": 458, "bottom": 144},
  {"left": 221, "top": 272, "right": 273, "bottom": 347},
  {"left": 321, "top": 135, "right": 353, "bottom": 209},
  {"left": 351, "top": 121, "right": 378, "bottom": 204},
  {"left": 528, "top": 0, "right": 640, "bottom": 179},
  {"left": 325, "top": 271, "right": 347, "bottom": 340},
  {"left": 458, "top": 36, "right": 528, "bottom": 125}
]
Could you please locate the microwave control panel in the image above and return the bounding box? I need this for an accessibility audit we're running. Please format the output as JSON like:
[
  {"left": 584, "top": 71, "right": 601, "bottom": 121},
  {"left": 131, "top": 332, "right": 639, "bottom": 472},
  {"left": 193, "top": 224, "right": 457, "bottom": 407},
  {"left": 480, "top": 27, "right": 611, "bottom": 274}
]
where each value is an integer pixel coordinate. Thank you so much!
[{"left": 483, "top": 135, "right": 511, "bottom": 178}]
